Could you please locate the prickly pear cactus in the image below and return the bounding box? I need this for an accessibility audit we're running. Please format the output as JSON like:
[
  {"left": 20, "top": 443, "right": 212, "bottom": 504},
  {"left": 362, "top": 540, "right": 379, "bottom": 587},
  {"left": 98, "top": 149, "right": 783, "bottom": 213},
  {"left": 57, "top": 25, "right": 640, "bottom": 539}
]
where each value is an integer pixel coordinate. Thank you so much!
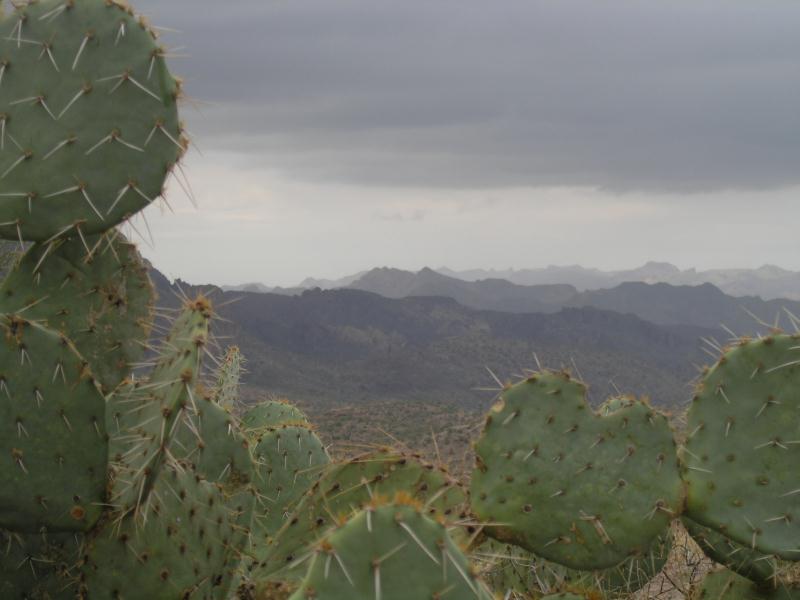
[
  {"left": 0, "top": 0, "right": 184, "bottom": 241},
  {"left": 242, "top": 399, "right": 308, "bottom": 432},
  {"left": 0, "top": 528, "right": 82, "bottom": 598},
  {"left": 689, "top": 567, "right": 800, "bottom": 600},
  {"left": 251, "top": 423, "right": 329, "bottom": 540},
  {"left": 214, "top": 346, "right": 244, "bottom": 410},
  {"left": 682, "top": 335, "right": 800, "bottom": 559},
  {"left": 288, "top": 500, "right": 493, "bottom": 600},
  {"left": 107, "top": 298, "right": 212, "bottom": 516},
  {"left": 476, "top": 531, "right": 670, "bottom": 599},
  {"left": 683, "top": 517, "right": 780, "bottom": 584},
  {"left": 0, "top": 315, "right": 107, "bottom": 532},
  {"left": 0, "top": 230, "right": 153, "bottom": 393},
  {"left": 471, "top": 373, "right": 683, "bottom": 570},
  {"left": 170, "top": 391, "right": 254, "bottom": 486},
  {"left": 254, "top": 448, "right": 467, "bottom": 582},
  {"left": 81, "top": 465, "right": 255, "bottom": 600}
]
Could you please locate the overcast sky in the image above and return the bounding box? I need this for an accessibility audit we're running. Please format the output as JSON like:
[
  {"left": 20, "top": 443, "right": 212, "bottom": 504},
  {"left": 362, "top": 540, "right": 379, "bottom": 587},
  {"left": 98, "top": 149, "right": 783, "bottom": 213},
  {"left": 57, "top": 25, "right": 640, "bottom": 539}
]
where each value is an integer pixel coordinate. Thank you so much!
[{"left": 129, "top": 0, "right": 800, "bottom": 286}]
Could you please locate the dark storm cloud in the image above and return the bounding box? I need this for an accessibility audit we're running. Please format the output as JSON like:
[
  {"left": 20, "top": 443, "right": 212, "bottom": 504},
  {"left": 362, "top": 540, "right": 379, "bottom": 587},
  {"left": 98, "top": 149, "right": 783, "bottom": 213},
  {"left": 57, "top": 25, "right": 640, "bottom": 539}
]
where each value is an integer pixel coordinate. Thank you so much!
[{"left": 137, "top": 0, "right": 800, "bottom": 192}]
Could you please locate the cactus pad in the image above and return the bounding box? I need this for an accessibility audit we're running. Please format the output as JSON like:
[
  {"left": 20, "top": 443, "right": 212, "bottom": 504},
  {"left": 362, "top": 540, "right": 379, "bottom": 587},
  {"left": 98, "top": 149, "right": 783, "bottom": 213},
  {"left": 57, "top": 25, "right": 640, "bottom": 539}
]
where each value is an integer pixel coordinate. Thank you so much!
[
  {"left": 0, "top": 528, "right": 82, "bottom": 598},
  {"left": 82, "top": 466, "right": 255, "bottom": 600},
  {"left": 288, "top": 501, "right": 493, "bottom": 600},
  {"left": 213, "top": 346, "right": 243, "bottom": 410},
  {"left": 683, "top": 517, "right": 780, "bottom": 584},
  {"left": 255, "top": 448, "right": 467, "bottom": 581},
  {"left": 170, "top": 391, "right": 254, "bottom": 487},
  {"left": 689, "top": 567, "right": 800, "bottom": 600},
  {"left": 242, "top": 399, "right": 308, "bottom": 432},
  {"left": 683, "top": 335, "right": 800, "bottom": 559},
  {"left": 0, "top": 230, "right": 153, "bottom": 392},
  {"left": 476, "top": 532, "right": 670, "bottom": 599},
  {"left": 0, "top": 0, "right": 183, "bottom": 241},
  {"left": 107, "top": 297, "right": 211, "bottom": 515},
  {"left": 471, "top": 373, "right": 683, "bottom": 570},
  {"left": 0, "top": 315, "right": 107, "bottom": 531},
  {"left": 252, "top": 423, "right": 329, "bottom": 540}
]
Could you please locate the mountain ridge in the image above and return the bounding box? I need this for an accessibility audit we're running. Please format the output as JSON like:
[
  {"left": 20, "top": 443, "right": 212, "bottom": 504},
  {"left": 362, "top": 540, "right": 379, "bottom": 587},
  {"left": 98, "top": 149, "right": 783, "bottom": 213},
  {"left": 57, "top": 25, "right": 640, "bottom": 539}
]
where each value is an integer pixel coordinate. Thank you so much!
[
  {"left": 225, "top": 261, "right": 800, "bottom": 301},
  {"left": 152, "top": 268, "right": 725, "bottom": 411}
]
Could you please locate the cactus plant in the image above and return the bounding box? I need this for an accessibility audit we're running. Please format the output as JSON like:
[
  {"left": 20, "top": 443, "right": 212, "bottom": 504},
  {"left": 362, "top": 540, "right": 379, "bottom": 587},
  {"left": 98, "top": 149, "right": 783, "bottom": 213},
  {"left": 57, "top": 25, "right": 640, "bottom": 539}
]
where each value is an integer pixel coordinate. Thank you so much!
[
  {"left": 288, "top": 498, "right": 493, "bottom": 600},
  {"left": 0, "top": 314, "right": 108, "bottom": 532},
  {"left": 682, "top": 334, "right": 800, "bottom": 559},
  {"left": 0, "top": 230, "right": 153, "bottom": 393},
  {"left": 0, "top": 528, "right": 82, "bottom": 598},
  {"left": 683, "top": 517, "right": 782, "bottom": 584},
  {"left": 0, "top": 0, "right": 184, "bottom": 241},
  {"left": 689, "top": 567, "right": 800, "bottom": 600},
  {"left": 0, "top": 1, "right": 265, "bottom": 598},
  {"left": 170, "top": 389, "right": 254, "bottom": 487},
  {"left": 251, "top": 423, "right": 330, "bottom": 541},
  {"left": 242, "top": 399, "right": 309, "bottom": 432},
  {"left": 471, "top": 373, "right": 683, "bottom": 570},
  {"left": 253, "top": 448, "right": 468, "bottom": 583},
  {"left": 475, "top": 532, "right": 671, "bottom": 599},
  {"left": 80, "top": 464, "right": 255, "bottom": 599},
  {"left": 214, "top": 346, "right": 244, "bottom": 410},
  {"left": 106, "top": 298, "right": 212, "bottom": 516}
]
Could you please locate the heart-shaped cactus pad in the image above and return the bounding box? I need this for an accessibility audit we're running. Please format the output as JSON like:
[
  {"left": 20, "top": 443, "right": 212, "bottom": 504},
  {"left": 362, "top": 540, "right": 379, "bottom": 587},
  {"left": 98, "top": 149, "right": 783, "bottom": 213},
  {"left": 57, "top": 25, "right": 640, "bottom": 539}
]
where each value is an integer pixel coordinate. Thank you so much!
[{"left": 471, "top": 371, "right": 684, "bottom": 570}]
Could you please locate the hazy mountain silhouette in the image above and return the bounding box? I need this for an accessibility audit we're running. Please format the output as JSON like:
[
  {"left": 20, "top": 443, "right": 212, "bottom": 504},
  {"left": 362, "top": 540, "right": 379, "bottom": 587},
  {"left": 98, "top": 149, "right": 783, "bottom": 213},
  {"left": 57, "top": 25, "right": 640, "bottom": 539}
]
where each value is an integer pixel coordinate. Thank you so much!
[
  {"left": 153, "top": 268, "right": 717, "bottom": 410},
  {"left": 345, "top": 268, "right": 798, "bottom": 335},
  {"left": 437, "top": 262, "right": 800, "bottom": 301}
]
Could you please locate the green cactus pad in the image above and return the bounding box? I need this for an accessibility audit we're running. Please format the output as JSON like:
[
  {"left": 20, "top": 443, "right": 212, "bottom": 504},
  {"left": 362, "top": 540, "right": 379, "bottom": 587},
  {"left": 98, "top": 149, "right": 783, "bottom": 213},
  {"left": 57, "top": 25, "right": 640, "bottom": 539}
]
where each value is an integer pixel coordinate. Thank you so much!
[
  {"left": 213, "top": 346, "right": 243, "bottom": 410},
  {"left": 683, "top": 517, "right": 780, "bottom": 584},
  {"left": 288, "top": 501, "right": 493, "bottom": 600},
  {"left": 0, "top": 315, "right": 107, "bottom": 532},
  {"left": 475, "top": 531, "right": 670, "bottom": 599},
  {"left": 0, "top": 528, "right": 82, "bottom": 599},
  {"left": 689, "top": 567, "right": 800, "bottom": 600},
  {"left": 471, "top": 373, "right": 683, "bottom": 570},
  {"left": 170, "top": 390, "right": 254, "bottom": 487},
  {"left": 107, "top": 297, "right": 211, "bottom": 516},
  {"left": 82, "top": 466, "right": 255, "bottom": 600},
  {"left": 0, "top": 0, "right": 183, "bottom": 241},
  {"left": 242, "top": 399, "right": 308, "bottom": 432},
  {"left": 472, "top": 538, "right": 536, "bottom": 598},
  {"left": 0, "top": 230, "right": 153, "bottom": 393},
  {"left": 255, "top": 449, "right": 468, "bottom": 582},
  {"left": 683, "top": 335, "right": 800, "bottom": 559},
  {"left": 251, "top": 423, "right": 330, "bottom": 541}
]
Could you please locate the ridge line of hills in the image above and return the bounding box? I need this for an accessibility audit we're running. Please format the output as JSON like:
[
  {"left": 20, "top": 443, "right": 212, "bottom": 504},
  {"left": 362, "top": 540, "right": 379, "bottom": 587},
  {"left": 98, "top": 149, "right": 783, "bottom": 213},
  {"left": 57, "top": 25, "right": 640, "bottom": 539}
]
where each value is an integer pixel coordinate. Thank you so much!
[
  {"left": 223, "top": 265, "right": 799, "bottom": 334},
  {"left": 225, "top": 261, "right": 800, "bottom": 301},
  {"left": 150, "top": 265, "right": 790, "bottom": 412}
]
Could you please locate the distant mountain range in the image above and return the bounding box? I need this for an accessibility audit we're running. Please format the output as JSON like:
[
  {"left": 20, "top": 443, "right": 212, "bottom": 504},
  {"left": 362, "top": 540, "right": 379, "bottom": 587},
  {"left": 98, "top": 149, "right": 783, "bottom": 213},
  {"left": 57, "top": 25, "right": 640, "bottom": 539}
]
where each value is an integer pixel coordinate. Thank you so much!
[
  {"left": 438, "top": 262, "right": 800, "bottom": 301},
  {"left": 153, "top": 269, "right": 720, "bottom": 410},
  {"left": 225, "top": 262, "right": 800, "bottom": 301},
  {"left": 346, "top": 267, "right": 799, "bottom": 334},
  {"left": 227, "top": 266, "right": 799, "bottom": 335}
]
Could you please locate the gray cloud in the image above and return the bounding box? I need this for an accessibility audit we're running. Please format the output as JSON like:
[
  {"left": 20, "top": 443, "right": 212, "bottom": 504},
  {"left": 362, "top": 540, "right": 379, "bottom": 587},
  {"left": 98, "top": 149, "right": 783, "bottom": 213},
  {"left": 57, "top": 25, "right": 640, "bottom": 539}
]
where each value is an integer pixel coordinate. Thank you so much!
[{"left": 136, "top": 0, "right": 800, "bottom": 192}]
